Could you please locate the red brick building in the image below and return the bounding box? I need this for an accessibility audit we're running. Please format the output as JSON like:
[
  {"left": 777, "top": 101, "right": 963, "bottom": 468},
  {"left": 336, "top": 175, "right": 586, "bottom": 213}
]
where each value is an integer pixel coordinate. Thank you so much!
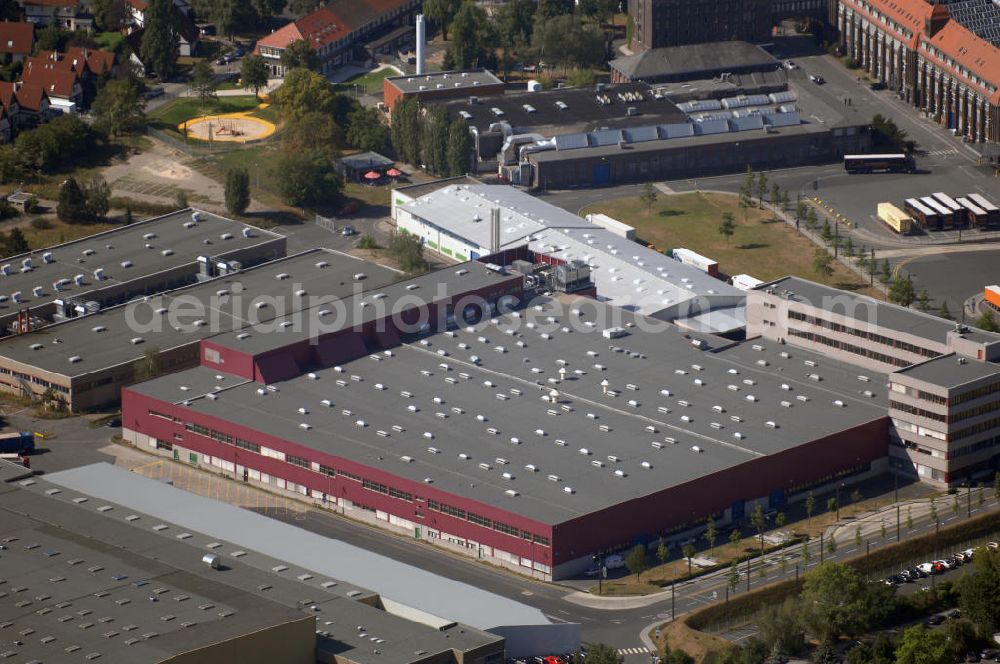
[{"left": 383, "top": 69, "right": 505, "bottom": 113}]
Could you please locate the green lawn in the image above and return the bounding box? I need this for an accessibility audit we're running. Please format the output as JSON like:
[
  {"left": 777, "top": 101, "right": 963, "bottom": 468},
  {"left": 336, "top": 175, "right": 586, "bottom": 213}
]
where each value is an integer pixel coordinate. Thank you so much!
[
  {"left": 581, "top": 192, "right": 881, "bottom": 297},
  {"left": 94, "top": 31, "right": 124, "bottom": 52},
  {"left": 148, "top": 96, "right": 264, "bottom": 132},
  {"left": 332, "top": 67, "right": 399, "bottom": 95}
]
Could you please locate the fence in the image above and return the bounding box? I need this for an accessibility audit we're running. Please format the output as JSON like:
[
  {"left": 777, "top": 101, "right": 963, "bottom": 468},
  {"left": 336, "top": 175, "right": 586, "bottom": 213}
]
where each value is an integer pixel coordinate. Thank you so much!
[
  {"left": 145, "top": 126, "right": 255, "bottom": 157},
  {"left": 315, "top": 214, "right": 339, "bottom": 233}
]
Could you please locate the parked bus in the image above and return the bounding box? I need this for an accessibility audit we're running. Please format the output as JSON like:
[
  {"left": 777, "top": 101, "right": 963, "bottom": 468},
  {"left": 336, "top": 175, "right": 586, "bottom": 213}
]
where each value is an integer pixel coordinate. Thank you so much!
[
  {"left": 956, "top": 197, "right": 989, "bottom": 228},
  {"left": 966, "top": 193, "right": 1000, "bottom": 227},
  {"left": 876, "top": 202, "right": 914, "bottom": 234},
  {"left": 844, "top": 154, "right": 915, "bottom": 174},
  {"left": 905, "top": 198, "right": 939, "bottom": 229},
  {"left": 920, "top": 196, "right": 952, "bottom": 230},
  {"left": 930, "top": 193, "right": 964, "bottom": 228}
]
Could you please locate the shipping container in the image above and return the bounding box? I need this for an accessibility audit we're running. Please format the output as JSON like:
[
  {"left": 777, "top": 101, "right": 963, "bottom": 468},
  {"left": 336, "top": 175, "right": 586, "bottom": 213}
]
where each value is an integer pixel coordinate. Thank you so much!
[
  {"left": 904, "top": 198, "right": 938, "bottom": 229},
  {"left": 0, "top": 432, "right": 35, "bottom": 454},
  {"left": 585, "top": 213, "right": 636, "bottom": 240},
  {"left": 877, "top": 202, "right": 914, "bottom": 234},
  {"left": 985, "top": 285, "right": 1000, "bottom": 311},
  {"left": 966, "top": 193, "right": 1000, "bottom": 227},
  {"left": 955, "top": 197, "right": 989, "bottom": 228},
  {"left": 670, "top": 248, "right": 719, "bottom": 277},
  {"left": 930, "top": 193, "right": 964, "bottom": 228},
  {"left": 730, "top": 274, "right": 764, "bottom": 291}
]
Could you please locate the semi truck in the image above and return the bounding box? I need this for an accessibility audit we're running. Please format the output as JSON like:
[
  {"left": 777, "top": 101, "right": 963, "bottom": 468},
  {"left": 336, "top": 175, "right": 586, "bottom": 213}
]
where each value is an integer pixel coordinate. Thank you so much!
[{"left": 0, "top": 431, "right": 36, "bottom": 454}]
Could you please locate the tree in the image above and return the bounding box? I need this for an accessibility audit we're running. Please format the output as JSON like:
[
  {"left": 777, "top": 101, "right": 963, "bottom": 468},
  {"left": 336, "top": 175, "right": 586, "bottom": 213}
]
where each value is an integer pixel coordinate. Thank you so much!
[
  {"left": 582, "top": 643, "right": 622, "bottom": 664},
  {"left": 124, "top": 200, "right": 134, "bottom": 225},
  {"left": 140, "top": 0, "right": 179, "bottom": 79},
  {"left": 283, "top": 111, "right": 343, "bottom": 158},
  {"left": 224, "top": 167, "right": 250, "bottom": 216},
  {"left": 957, "top": 549, "right": 1000, "bottom": 632},
  {"left": 802, "top": 539, "right": 812, "bottom": 563},
  {"left": 640, "top": 182, "right": 657, "bottom": 214},
  {"left": 347, "top": 106, "right": 392, "bottom": 155},
  {"left": 928, "top": 498, "right": 938, "bottom": 526},
  {"left": 775, "top": 512, "right": 786, "bottom": 529},
  {"left": 387, "top": 230, "right": 426, "bottom": 274},
  {"left": 813, "top": 248, "right": 833, "bottom": 278},
  {"left": 880, "top": 521, "right": 887, "bottom": 540},
  {"left": 536, "top": 0, "right": 574, "bottom": 17},
  {"left": 133, "top": 346, "right": 164, "bottom": 382},
  {"left": 871, "top": 113, "right": 914, "bottom": 153},
  {"left": 241, "top": 54, "right": 269, "bottom": 98},
  {"left": 718, "top": 212, "right": 736, "bottom": 244},
  {"left": 57, "top": 177, "right": 88, "bottom": 223},
  {"left": 894, "top": 626, "right": 950, "bottom": 664},
  {"left": 728, "top": 560, "right": 740, "bottom": 593},
  {"left": 794, "top": 199, "right": 805, "bottom": 229},
  {"left": 447, "top": 1, "right": 498, "bottom": 70},
  {"left": 805, "top": 207, "right": 818, "bottom": 231},
  {"left": 92, "top": 79, "right": 146, "bottom": 136},
  {"left": 813, "top": 640, "right": 842, "bottom": 664},
  {"left": 656, "top": 536, "right": 668, "bottom": 567},
  {"left": 5, "top": 228, "right": 29, "bottom": 255},
  {"left": 750, "top": 503, "right": 766, "bottom": 556},
  {"left": 280, "top": 39, "right": 319, "bottom": 71},
  {"left": 770, "top": 182, "right": 780, "bottom": 209},
  {"left": 289, "top": 0, "right": 320, "bottom": 14},
  {"left": 624, "top": 544, "right": 648, "bottom": 581},
  {"left": 806, "top": 493, "right": 815, "bottom": 523},
  {"left": 755, "top": 172, "right": 767, "bottom": 208},
  {"left": 424, "top": 0, "right": 462, "bottom": 39},
  {"left": 272, "top": 68, "right": 336, "bottom": 121},
  {"left": 826, "top": 534, "right": 837, "bottom": 553},
  {"left": 273, "top": 150, "right": 342, "bottom": 207},
  {"left": 390, "top": 97, "right": 421, "bottom": 166},
  {"left": 532, "top": 14, "right": 605, "bottom": 73},
  {"left": 191, "top": 59, "right": 217, "bottom": 102},
  {"left": 938, "top": 301, "right": 953, "bottom": 320},
  {"left": 757, "top": 598, "right": 806, "bottom": 656},
  {"left": 83, "top": 176, "right": 111, "bottom": 220},
  {"left": 445, "top": 117, "right": 472, "bottom": 176},
  {"left": 854, "top": 526, "right": 862, "bottom": 547},
  {"left": 420, "top": 105, "right": 450, "bottom": 175},
  {"left": 705, "top": 518, "right": 717, "bottom": 555},
  {"left": 820, "top": 219, "right": 832, "bottom": 243},
  {"left": 916, "top": 289, "right": 931, "bottom": 312},
  {"left": 780, "top": 189, "right": 790, "bottom": 212},
  {"left": 729, "top": 528, "right": 741, "bottom": 552},
  {"left": 888, "top": 276, "right": 915, "bottom": 307},
  {"left": 681, "top": 542, "right": 696, "bottom": 576},
  {"left": 496, "top": 0, "right": 534, "bottom": 74},
  {"left": 175, "top": 190, "right": 189, "bottom": 209},
  {"left": 826, "top": 496, "right": 837, "bottom": 515},
  {"left": 92, "top": 0, "right": 128, "bottom": 30},
  {"left": 879, "top": 258, "right": 892, "bottom": 284},
  {"left": 905, "top": 507, "right": 913, "bottom": 529},
  {"left": 850, "top": 488, "right": 862, "bottom": 504},
  {"left": 942, "top": 619, "right": 979, "bottom": 661},
  {"left": 976, "top": 310, "right": 1000, "bottom": 332},
  {"left": 843, "top": 236, "right": 854, "bottom": 257},
  {"left": 801, "top": 563, "right": 894, "bottom": 642}
]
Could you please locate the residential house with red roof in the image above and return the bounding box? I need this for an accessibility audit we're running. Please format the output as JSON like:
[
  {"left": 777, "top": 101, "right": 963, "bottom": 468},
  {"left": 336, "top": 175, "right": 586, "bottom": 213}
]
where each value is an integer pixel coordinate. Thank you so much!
[
  {"left": 0, "top": 21, "right": 34, "bottom": 64},
  {"left": 254, "top": 0, "right": 419, "bottom": 77},
  {"left": 0, "top": 107, "right": 9, "bottom": 144},
  {"left": 21, "top": 55, "right": 82, "bottom": 113},
  {"left": 18, "top": 0, "right": 93, "bottom": 31},
  {"left": 0, "top": 80, "right": 50, "bottom": 127},
  {"left": 838, "top": 0, "right": 1000, "bottom": 145}
]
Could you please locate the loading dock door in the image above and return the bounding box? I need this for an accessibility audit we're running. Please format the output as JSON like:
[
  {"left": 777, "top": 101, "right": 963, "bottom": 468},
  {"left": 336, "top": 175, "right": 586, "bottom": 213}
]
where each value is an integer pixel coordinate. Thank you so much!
[{"left": 592, "top": 163, "right": 610, "bottom": 185}]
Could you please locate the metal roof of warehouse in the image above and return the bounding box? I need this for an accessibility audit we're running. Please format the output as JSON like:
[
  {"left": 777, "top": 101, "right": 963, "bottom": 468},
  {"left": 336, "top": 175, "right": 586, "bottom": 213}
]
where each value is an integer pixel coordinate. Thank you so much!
[
  {"left": 131, "top": 296, "right": 887, "bottom": 524},
  {"left": 0, "top": 250, "right": 401, "bottom": 377},
  {"left": 0, "top": 209, "right": 281, "bottom": 313},
  {"left": 41, "top": 463, "right": 548, "bottom": 636},
  {"left": 385, "top": 69, "right": 503, "bottom": 94},
  {"left": 609, "top": 41, "right": 779, "bottom": 80},
  {"left": 400, "top": 184, "right": 743, "bottom": 319}
]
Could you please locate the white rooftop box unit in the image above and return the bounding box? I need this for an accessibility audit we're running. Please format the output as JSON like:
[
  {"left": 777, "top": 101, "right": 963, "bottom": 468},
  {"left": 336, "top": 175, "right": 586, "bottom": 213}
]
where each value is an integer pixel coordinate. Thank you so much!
[{"left": 602, "top": 326, "right": 627, "bottom": 339}]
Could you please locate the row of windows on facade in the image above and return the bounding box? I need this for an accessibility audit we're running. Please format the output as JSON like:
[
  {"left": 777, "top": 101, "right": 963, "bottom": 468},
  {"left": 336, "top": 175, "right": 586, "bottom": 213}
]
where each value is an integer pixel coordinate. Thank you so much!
[
  {"left": 787, "top": 309, "right": 940, "bottom": 358},
  {"left": 787, "top": 327, "right": 914, "bottom": 368},
  {"left": 888, "top": 397, "right": 1000, "bottom": 425},
  {"left": 177, "top": 416, "right": 551, "bottom": 547},
  {"left": 0, "top": 367, "right": 69, "bottom": 393}
]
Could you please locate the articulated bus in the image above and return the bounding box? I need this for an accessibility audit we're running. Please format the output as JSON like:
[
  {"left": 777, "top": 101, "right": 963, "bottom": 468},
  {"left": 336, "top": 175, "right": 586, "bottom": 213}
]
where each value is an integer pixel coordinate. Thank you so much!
[
  {"left": 904, "top": 198, "right": 938, "bottom": 229},
  {"left": 844, "top": 154, "right": 916, "bottom": 174},
  {"left": 966, "top": 193, "right": 1000, "bottom": 227},
  {"left": 930, "top": 193, "right": 964, "bottom": 228},
  {"left": 920, "top": 196, "right": 952, "bottom": 230},
  {"left": 956, "top": 197, "right": 988, "bottom": 228}
]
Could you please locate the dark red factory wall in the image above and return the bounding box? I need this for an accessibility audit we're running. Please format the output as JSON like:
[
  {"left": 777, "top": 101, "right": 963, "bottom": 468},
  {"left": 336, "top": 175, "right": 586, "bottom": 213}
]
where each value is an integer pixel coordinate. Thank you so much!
[
  {"left": 200, "top": 339, "right": 256, "bottom": 380},
  {"left": 122, "top": 387, "right": 553, "bottom": 565},
  {"left": 550, "top": 417, "right": 890, "bottom": 563}
]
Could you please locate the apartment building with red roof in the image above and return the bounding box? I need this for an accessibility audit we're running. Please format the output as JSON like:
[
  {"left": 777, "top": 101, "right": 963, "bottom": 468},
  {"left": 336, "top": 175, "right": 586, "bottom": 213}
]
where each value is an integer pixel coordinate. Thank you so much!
[
  {"left": 0, "top": 80, "right": 50, "bottom": 128},
  {"left": 254, "top": 0, "right": 419, "bottom": 77},
  {"left": 0, "top": 21, "right": 34, "bottom": 63},
  {"left": 18, "top": 0, "right": 93, "bottom": 31},
  {"left": 838, "top": 0, "right": 1000, "bottom": 145},
  {"left": 21, "top": 55, "right": 82, "bottom": 112}
]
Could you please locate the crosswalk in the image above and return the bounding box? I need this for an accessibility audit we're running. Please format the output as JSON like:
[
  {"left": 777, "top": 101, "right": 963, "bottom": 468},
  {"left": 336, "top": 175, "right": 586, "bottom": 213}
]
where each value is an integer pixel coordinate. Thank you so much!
[
  {"left": 617, "top": 647, "right": 651, "bottom": 656},
  {"left": 926, "top": 148, "right": 959, "bottom": 156}
]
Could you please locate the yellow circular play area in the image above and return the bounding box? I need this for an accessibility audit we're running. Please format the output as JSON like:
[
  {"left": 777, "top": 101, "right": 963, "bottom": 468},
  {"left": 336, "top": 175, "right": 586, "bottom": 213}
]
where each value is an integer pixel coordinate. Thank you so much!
[{"left": 179, "top": 106, "right": 276, "bottom": 143}]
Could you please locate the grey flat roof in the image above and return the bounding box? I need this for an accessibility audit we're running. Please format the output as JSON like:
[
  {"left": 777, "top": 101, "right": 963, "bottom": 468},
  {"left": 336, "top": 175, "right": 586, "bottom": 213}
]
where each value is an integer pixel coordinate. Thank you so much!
[
  {"left": 610, "top": 41, "right": 778, "bottom": 80},
  {"left": 205, "top": 261, "right": 516, "bottom": 355},
  {"left": 0, "top": 209, "right": 281, "bottom": 313},
  {"left": 43, "top": 463, "right": 548, "bottom": 636},
  {"left": 436, "top": 83, "right": 688, "bottom": 134},
  {"left": 131, "top": 296, "right": 887, "bottom": 524},
  {"left": 893, "top": 353, "right": 1000, "bottom": 388},
  {"left": 386, "top": 69, "right": 503, "bottom": 94},
  {"left": 0, "top": 250, "right": 402, "bottom": 378},
  {"left": 760, "top": 276, "right": 1000, "bottom": 346}
]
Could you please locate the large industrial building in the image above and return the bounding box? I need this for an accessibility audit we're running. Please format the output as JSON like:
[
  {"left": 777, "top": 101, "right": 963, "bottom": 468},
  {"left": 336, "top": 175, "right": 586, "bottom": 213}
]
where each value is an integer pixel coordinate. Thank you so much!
[
  {"left": 747, "top": 276, "right": 1000, "bottom": 484},
  {"left": 0, "top": 239, "right": 402, "bottom": 410},
  {"left": 122, "top": 258, "right": 896, "bottom": 579},
  {"left": 1, "top": 458, "right": 565, "bottom": 662},
  {"left": 837, "top": 0, "right": 1000, "bottom": 146},
  {"left": 391, "top": 182, "right": 746, "bottom": 334}
]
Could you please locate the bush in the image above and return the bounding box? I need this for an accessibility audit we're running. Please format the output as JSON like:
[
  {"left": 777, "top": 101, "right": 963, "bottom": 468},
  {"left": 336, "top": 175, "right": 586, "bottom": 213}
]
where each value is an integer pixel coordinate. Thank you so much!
[
  {"left": 386, "top": 230, "right": 426, "bottom": 274},
  {"left": 30, "top": 217, "right": 53, "bottom": 230},
  {"left": 358, "top": 233, "right": 379, "bottom": 249}
]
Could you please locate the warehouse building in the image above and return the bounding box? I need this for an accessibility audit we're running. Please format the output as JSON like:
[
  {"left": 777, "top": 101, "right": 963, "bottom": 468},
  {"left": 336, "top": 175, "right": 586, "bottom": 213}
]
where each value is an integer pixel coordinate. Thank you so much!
[
  {"left": 383, "top": 69, "right": 505, "bottom": 112},
  {"left": 0, "top": 249, "right": 401, "bottom": 411},
  {"left": 610, "top": 41, "right": 781, "bottom": 84},
  {"left": 391, "top": 183, "right": 746, "bottom": 334},
  {"left": 748, "top": 276, "right": 1000, "bottom": 484},
  {"left": 0, "top": 208, "right": 284, "bottom": 336},
  {"left": 122, "top": 261, "right": 891, "bottom": 579},
  {"left": 0, "top": 459, "right": 529, "bottom": 663}
]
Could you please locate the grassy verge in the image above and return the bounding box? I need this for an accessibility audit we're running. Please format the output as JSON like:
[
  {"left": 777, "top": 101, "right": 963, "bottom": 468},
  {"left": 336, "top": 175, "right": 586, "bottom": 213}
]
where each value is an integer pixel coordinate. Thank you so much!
[
  {"left": 580, "top": 192, "right": 878, "bottom": 297},
  {"left": 20, "top": 219, "right": 119, "bottom": 248},
  {"left": 332, "top": 67, "right": 398, "bottom": 95},
  {"left": 148, "top": 96, "right": 265, "bottom": 133}
]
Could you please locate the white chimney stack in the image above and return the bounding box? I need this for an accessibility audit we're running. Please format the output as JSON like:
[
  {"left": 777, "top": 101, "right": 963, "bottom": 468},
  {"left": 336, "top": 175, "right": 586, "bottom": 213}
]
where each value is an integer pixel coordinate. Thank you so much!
[{"left": 415, "top": 14, "right": 426, "bottom": 75}]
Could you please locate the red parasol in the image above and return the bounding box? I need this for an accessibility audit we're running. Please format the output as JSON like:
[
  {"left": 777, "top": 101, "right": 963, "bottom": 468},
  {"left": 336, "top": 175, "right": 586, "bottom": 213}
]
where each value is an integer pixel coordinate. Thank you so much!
[
  {"left": 363, "top": 171, "right": 381, "bottom": 180},
  {"left": 386, "top": 168, "right": 402, "bottom": 177}
]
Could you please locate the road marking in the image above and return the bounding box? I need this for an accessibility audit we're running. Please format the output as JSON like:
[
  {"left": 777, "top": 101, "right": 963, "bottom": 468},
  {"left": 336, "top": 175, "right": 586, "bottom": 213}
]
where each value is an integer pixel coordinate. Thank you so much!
[{"left": 617, "top": 647, "right": 651, "bottom": 655}]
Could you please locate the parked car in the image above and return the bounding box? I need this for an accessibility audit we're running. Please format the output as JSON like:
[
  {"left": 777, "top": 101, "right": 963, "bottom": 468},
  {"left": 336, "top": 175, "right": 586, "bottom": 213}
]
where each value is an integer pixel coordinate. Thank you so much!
[
  {"left": 962, "top": 548, "right": 976, "bottom": 560},
  {"left": 604, "top": 554, "right": 625, "bottom": 569},
  {"left": 144, "top": 86, "right": 165, "bottom": 99},
  {"left": 932, "top": 560, "right": 947, "bottom": 573},
  {"left": 979, "top": 648, "right": 1000, "bottom": 662},
  {"left": 916, "top": 562, "right": 936, "bottom": 575},
  {"left": 341, "top": 224, "right": 355, "bottom": 237},
  {"left": 784, "top": 60, "right": 797, "bottom": 70},
  {"left": 899, "top": 569, "right": 916, "bottom": 582},
  {"left": 584, "top": 566, "right": 601, "bottom": 577},
  {"left": 946, "top": 609, "right": 962, "bottom": 619},
  {"left": 809, "top": 74, "right": 826, "bottom": 84},
  {"left": 988, "top": 541, "right": 999, "bottom": 551},
  {"left": 908, "top": 566, "right": 927, "bottom": 579},
  {"left": 924, "top": 614, "right": 945, "bottom": 626},
  {"left": 105, "top": 417, "right": 121, "bottom": 428},
  {"left": 942, "top": 556, "right": 960, "bottom": 569}
]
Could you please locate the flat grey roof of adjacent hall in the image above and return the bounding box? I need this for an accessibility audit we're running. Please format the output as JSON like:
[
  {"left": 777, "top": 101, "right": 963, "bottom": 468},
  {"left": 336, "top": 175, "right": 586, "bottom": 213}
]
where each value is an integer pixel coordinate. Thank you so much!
[
  {"left": 1, "top": 463, "right": 502, "bottom": 664},
  {"left": 609, "top": 41, "right": 779, "bottom": 80},
  {"left": 757, "top": 276, "right": 1000, "bottom": 346},
  {"left": 131, "top": 295, "right": 887, "bottom": 524},
  {"left": 892, "top": 353, "right": 1000, "bottom": 388},
  {"left": 385, "top": 68, "right": 503, "bottom": 94},
  {"left": 43, "top": 462, "right": 550, "bottom": 634},
  {"left": 0, "top": 249, "right": 402, "bottom": 378},
  {"left": 0, "top": 208, "right": 282, "bottom": 313}
]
